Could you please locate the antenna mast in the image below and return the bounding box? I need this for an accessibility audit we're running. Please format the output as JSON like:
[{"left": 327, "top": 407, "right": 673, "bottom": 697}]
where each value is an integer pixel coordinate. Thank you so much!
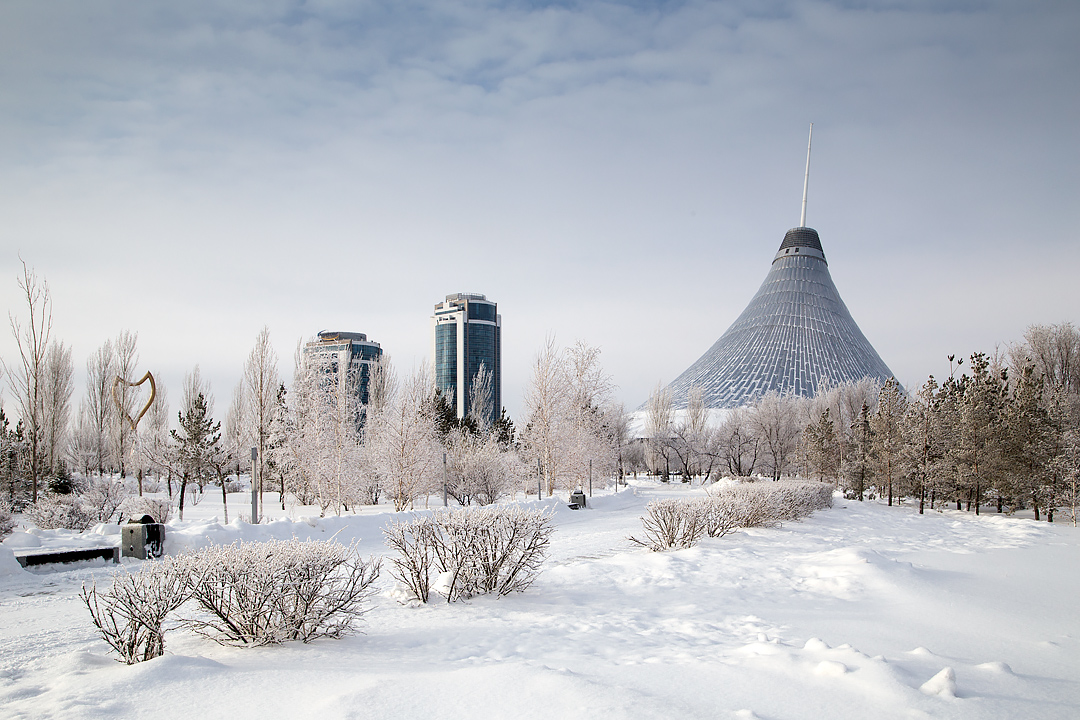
[{"left": 800, "top": 123, "right": 813, "bottom": 227}]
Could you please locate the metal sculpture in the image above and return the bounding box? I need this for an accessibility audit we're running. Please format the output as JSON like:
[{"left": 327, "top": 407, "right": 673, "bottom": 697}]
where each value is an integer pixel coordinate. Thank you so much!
[{"left": 112, "top": 371, "right": 157, "bottom": 431}]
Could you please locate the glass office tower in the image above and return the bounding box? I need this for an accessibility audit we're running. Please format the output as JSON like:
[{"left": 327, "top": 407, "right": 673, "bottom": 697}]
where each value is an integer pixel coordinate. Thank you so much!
[{"left": 432, "top": 293, "right": 501, "bottom": 425}]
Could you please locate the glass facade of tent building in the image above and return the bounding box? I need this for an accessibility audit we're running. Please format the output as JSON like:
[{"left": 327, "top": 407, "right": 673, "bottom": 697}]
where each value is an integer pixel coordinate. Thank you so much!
[{"left": 660, "top": 226, "right": 897, "bottom": 409}]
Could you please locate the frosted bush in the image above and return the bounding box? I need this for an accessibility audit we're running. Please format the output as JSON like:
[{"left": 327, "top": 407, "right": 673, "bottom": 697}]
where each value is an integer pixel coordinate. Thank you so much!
[
  {"left": 630, "top": 499, "right": 705, "bottom": 551},
  {"left": 30, "top": 494, "right": 94, "bottom": 531},
  {"left": 120, "top": 496, "right": 173, "bottom": 524},
  {"left": 384, "top": 515, "right": 437, "bottom": 603},
  {"left": 81, "top": 478, "right": 130, "bottom": 524},
  {"left": 384, "top": 506, "right": 554, "bottom": 604},
  {"left": 81, "top": 556, "right": 191, "bottom": 664},
  {"left": 183, "top": 538, "right": 381, "bottom": 646},
  {"left": 633, "top": 480, "right": 835, "bottom": 552},
  {"left": 0, "top": 503, "right": 15, "bottom": 539}
]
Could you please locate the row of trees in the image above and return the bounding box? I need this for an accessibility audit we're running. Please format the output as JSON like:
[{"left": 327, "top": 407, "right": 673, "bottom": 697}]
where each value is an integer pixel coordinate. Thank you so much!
[
  {"left": 643, "top": 323, "right": 1080, "bottom": 521},
  {"left": 2, "top": 263, "right": 626, "bottom": 522}
]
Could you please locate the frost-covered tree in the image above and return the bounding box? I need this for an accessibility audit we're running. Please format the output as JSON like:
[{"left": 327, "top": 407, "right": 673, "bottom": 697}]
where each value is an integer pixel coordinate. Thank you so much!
[
  {"left": 109, "top": 331, "right": 141, "bottom": 480},
  {"left": 899, "top": 377, "right": 945, "bottom": 513},
  {"left": 467, "top": 362, "right": 494, "bottom": 434},
  {"left": 5, "top": 261, "right": 52, "bottom": 503},
  {"left": 281, "top": 346, "right": 362, "bottom": 515},
  {"left": 42, "top": 340, "right": 74, "bottom": 479},
  {"left": 842, "top": 403, "right": 874, "bottom": 500},
  {"left": 171, "top": 367, "right": 219, "bottom": 520},
  {"left": 84, "top": 340, "right": 115, "bottom": 476},
  {"left": 363, "top": 364, "right": 441, "bottom": 511},
  {"left": 870, "top": 378, "right": 907, "bottom": 506},
  {"left": 801, "top": 407, "right": 839, "bottom": 482},
  {"left": 714, "top": 407, "right": 759, "bottom": 477},
  {"left": 243, "top": 326, "right": 280, "bottom": 506},
  {"left": 521, "top": 337, "right": 571, "bottom": 495},
  {"left": 140, "top": 382, "right": 174, "bottom": 494},
  {"left": 751, "top": 391, "right": 801, "bottom": 480},
  {"left": 644, "top": 381, "right": 674, "bottom": 480}
]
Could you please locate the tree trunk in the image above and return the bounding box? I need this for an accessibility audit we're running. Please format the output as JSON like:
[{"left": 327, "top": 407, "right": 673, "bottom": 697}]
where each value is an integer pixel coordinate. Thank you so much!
[
  {"left": 975, "top": 482, "right": 980, "bottom": 515},
  {"left": 178, "top": 473, "right": 189, "bottom": 521},
  {"left": 919, "top": 486, "right": 925, "bottom": 515},
  {"left": 219, "top": 469, "right": 229, "bottom": 525}
]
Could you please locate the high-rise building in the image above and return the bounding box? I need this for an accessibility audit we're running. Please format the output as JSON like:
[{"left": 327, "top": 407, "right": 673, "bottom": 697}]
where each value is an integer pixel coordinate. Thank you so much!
[
  {"left": 432, "top": 293, "right": 501, "bottom": 425},
  {"left": 302, "top": 330, "right": 383, "bottom": 412},
  {"left": 661, "top": 127, "right": 896, "bottom": 409}
]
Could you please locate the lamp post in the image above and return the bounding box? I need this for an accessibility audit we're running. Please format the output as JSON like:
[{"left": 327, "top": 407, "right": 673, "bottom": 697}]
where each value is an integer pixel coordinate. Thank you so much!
[
  {"left": 250, "top": 447, "right": 258, "bottom": 524},
  {"left": 443, "top": 452, "right": 448, "bottom": 507}
]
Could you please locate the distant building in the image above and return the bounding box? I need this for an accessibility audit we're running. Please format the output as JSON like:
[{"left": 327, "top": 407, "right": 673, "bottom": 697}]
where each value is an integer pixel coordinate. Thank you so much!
[
  {"left": 659, "top": 129, "right": 895, "bottom": 409},
  {"left": 302, "top": 331, "right": 383, "bottom": 414},
  {"left": 432, "top": 293, "right": 501, "bottom": 425}
]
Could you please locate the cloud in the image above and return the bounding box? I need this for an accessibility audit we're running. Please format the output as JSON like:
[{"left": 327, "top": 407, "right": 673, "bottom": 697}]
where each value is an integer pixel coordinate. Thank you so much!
[{"left": 0, "top": 0, "right": 1077, "bottom": 418}]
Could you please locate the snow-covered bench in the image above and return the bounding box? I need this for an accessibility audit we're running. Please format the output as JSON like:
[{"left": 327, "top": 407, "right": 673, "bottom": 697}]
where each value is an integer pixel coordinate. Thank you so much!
[{"left": 14, "top": 546, "right": 120, "bottom": 568}]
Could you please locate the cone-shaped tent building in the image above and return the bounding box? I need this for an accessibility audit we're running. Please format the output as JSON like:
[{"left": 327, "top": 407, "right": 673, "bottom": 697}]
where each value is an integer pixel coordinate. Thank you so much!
[{"left": 664, "top": 224, "right": 896, "bottom": 409}]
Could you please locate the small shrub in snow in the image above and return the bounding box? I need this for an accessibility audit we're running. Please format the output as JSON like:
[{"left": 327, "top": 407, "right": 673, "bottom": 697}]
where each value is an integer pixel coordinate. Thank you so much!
[
  {"left": 81, "top": 556, "right": 191, "bottom": 664},
  {"left": 384, "top": 515, "right": 437, "bottom": 603},
  {"left": 633, "top": 480, "right": 835, "bottom": 552},
  {"left": 629, "top": 499, "right": 705, "bottom": 551},
  {"left": 695, "top": 496, "right": 740, "bottom": 538},
  {"left": 81, "top": 478, "right": 131, "bottom": 524},
  {"left": 0, "top": 505, "right": 14, "bottom": 539},
  {"left": 30, "top": 494, "right": 95, "bottom": 531},
  {"left": 384, "top": 506, "right": 554, "bottom": 604},
  {"left": 120, "top": 496, "right": 173, "bottom": 524},
  {"left": 183, "top": 538, "right": 381, "bottom": 646}
]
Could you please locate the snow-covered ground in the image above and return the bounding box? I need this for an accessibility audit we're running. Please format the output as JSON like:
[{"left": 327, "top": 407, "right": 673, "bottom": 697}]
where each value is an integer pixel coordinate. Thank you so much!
[{"left": 1, "top": 482, "right": 1078, "bottom": 720}]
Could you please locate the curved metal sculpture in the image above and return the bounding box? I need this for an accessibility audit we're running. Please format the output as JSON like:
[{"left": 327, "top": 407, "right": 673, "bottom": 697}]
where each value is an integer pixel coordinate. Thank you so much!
[{"left": 112, "top": 371, "right": 157, "bottom": 431}]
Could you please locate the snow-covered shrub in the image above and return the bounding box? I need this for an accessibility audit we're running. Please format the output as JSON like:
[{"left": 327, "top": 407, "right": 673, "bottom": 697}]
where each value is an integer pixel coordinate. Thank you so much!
[
  {"left": 120, "top": 496, "right": 173, "bottom": 524},
  {"left": 0, "top": 504, "right": 14, "bottom": 539},
  {"left": 630, "top": 499, "right": 705, "bottom": 551},
  {"left": 441, "top": 506, "right": 553, "bottom": 600},
  {"left": 81, "top": 478, "right": 130, "bottom": 524},
  {"left": 695, "top": 495, "right": 741, "bottom": 538},
  {"left": 81, "top": 556, "right": 191, "bottom": 664},
  {"left": 384, "top": 506, "right": 554, "bottom": 604},
  {"left": 384, "top": 515, "right": 437, "bottom": 603},
  {"left": 30, "top": 493, "right": 95, "bottom": 531},
  {"left": 184, "top": 538, "right": 381, "bottom": 646},
  {"left": 633, "top": 480, "right": 834, "bottom": 552}
]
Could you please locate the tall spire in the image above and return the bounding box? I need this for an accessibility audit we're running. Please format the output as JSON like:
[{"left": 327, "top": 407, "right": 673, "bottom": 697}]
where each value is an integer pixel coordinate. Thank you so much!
[{"left": 800, "top": 122, "right": 813, "bottom": 227}]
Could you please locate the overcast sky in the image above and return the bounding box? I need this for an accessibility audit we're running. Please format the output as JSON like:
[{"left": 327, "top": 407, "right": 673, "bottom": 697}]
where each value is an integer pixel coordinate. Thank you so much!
[{"left": 1, "top": 0, "right": 1077, "bottom": 423}]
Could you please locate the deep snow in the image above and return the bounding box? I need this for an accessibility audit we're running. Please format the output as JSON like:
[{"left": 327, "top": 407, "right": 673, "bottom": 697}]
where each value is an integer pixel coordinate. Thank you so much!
[{"left": 1, "top": 482, "right": 1078, "bottom": 720}]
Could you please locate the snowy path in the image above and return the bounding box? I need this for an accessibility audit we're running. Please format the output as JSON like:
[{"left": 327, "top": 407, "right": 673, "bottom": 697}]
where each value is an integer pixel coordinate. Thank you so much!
[{"left": 1, "top": 484, "right": 1078, "bottom": 720}]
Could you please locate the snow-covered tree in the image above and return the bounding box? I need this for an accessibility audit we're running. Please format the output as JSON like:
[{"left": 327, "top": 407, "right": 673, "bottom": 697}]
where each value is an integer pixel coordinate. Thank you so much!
[
  {"left": 362, "top": 364, "right": 441, "bottom": 511},
  {"left": 644, "top": 381, "right": 674, "bottom": 480},
  {"left": 111, "top": 331, "right": 139, "bottom": 479},
  {"left": 83, "top": 340, "right": 115, "bottom": 476},
  {"left": 870, "top": 378, "right": 907, "bottom": 506},
  {"left": 42, "top": 340, "right": 74, "bottom": 480},
  {"left": 171, "top": 367, "right": 219, "bottom": 521},
  {"left": 5, "top": 261, "right": 52, "bottom": 503},
  {"left": 751, "top": 391, "right": 801, "bottom": 480},
  {"left": 243, "top": 326, "right": 280, "bottom": 507}
]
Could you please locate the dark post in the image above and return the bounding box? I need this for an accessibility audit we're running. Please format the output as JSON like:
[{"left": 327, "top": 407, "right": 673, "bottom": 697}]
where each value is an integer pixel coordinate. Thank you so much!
[{"left": 250, "top": 447, "right": 258, "bottom": 523}]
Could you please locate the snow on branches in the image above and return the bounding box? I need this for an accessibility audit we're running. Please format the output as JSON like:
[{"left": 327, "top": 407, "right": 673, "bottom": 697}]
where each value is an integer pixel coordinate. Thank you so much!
[
  {"left": 82, "top": 539, "right": 381, "bottom": 662},
  {"left": 630, "top": 480, "right": 834, "bottom": 552},
  {"left": 384, "top": 506, "right": 554, "bottom": 603}
]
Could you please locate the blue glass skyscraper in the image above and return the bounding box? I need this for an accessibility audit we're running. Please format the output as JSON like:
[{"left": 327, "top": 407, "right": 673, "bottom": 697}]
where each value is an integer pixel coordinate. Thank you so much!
[{"left": 432, "top": 293, "right": 501, "bottom": 425}]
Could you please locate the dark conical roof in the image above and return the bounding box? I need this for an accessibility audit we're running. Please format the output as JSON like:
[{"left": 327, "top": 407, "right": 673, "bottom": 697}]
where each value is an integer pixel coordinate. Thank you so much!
[{"left": 663, "top": 227, "right": 895, "bottom": 409}]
